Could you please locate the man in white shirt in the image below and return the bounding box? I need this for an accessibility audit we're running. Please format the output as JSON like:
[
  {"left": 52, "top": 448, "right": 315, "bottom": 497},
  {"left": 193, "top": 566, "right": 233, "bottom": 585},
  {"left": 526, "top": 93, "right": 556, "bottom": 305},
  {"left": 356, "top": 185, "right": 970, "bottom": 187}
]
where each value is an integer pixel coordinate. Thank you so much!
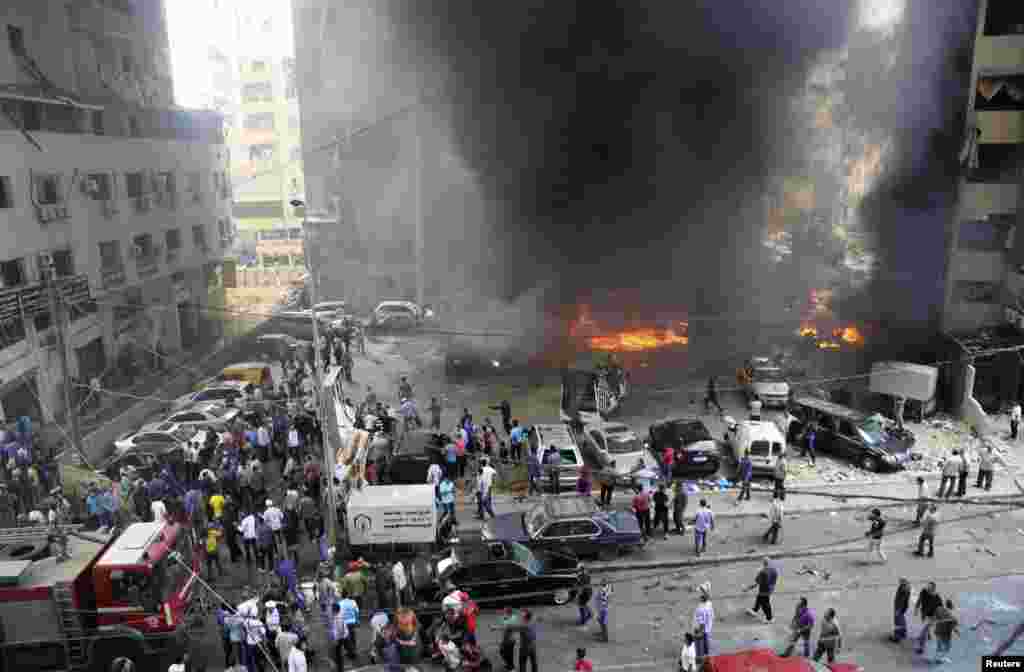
[
  {"left": 239, "top": 511, "right": 258, "bottom": 564},
  {"left": 679, "top": 632, "right": 698, "bottom": 672},
  {"left": 150, "top": 499, "right": 167, "bottom": 522},
  {"left": 478, "top": 458, "right": 498, "bottom": 520},
  {"left": 276, "top": 626, "right": 299, "bottom": 664},
  {"left": 237, "top": 595, "right": 260, "bottom": 619},
  {"left": 257, "top": 424, "right": 271, "bottom": 461},
  {"left": 263, "top": 499, "right": 285, "bottom": 552},
  {"left": 244, "top": 616, "right": 267, "bottom": 669},
  {"left": 939, "top": 451, "right": 962, "bottom": 500},
  {"left": 392, "top": 561, "right": 408, "bottom": 606},
  {"left": 184, "top": 442, "right": 200, "bottom": 482},
  {"left": 287, "top": 637, "right": 308, "bottom": 672}
]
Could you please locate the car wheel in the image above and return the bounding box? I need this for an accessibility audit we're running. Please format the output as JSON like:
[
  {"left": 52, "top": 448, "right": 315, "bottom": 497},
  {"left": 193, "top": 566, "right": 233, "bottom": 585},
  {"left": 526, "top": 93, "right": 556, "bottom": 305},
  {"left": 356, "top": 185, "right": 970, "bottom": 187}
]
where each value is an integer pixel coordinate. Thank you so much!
[
  {"left": 552, "top": 588, "right": 572, "bottom": 605},
  {"left": 860, "top": 455, "right": 879, "bottom": 472}
]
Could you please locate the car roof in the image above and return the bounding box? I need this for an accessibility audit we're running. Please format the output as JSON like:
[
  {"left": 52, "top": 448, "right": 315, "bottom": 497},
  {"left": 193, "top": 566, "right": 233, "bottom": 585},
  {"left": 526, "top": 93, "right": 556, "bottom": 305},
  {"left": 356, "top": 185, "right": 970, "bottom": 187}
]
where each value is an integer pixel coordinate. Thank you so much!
[
  {"left": 737, "top": 420, "right": 785, "bottom": 440},
  {"left": 138, "top": 422, "right": 178, "bottom": 434},
  {"left": 791, "top": 395, "right": 865, "bottom": 422},
  {"left": 588, "top": 421, "right": 632, "bottom": 433},
  {"left": 449, "top": 540, "right": 516, "bottom": 565},
  {"left": 542, "top": 496, "right": 599, "bottom": 519}
]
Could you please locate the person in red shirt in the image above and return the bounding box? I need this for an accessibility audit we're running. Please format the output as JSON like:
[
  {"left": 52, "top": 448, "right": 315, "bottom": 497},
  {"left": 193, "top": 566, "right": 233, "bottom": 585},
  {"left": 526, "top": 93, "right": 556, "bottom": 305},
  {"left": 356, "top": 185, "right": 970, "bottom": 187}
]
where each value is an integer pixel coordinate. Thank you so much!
[
  {"left": 632, "top": 487, "right": 652, "bottom": 539},
  {"left": 575, "top": 648, "right": 593, "bottom": 672},
  {"left": 661, "top": 446, "right": 675, "bottom": 481}
]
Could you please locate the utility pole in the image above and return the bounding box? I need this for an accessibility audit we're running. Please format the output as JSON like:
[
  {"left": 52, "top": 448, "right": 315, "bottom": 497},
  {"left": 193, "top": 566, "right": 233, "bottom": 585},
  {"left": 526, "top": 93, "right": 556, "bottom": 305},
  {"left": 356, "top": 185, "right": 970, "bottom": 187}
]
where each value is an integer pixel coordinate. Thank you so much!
[{"left": 42, "top": 257, "right": 87, "bottom": 468}]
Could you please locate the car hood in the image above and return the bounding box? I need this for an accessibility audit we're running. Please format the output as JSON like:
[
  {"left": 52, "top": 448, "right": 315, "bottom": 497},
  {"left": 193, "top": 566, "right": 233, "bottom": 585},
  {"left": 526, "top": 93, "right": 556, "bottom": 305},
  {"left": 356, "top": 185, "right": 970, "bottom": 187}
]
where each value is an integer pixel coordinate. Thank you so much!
[
  {"left": 609, "top": 452, "right": 651, "bottom": 475},
  {"left": 751, "top": 381, "right": 788, "bottom": 396},
  {"left": 684, "top": 439, "right": 718, "bottom": 454},
  {"left": 483, "top": 513, "right": 530, "bottom": 543}
]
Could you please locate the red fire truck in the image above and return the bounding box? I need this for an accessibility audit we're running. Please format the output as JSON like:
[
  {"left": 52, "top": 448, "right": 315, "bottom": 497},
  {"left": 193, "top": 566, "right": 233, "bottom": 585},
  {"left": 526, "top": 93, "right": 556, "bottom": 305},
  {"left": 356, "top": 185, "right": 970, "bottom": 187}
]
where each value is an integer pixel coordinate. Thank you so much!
[{"left": 0, "top": 519, "right": 199, "bottom": 671}]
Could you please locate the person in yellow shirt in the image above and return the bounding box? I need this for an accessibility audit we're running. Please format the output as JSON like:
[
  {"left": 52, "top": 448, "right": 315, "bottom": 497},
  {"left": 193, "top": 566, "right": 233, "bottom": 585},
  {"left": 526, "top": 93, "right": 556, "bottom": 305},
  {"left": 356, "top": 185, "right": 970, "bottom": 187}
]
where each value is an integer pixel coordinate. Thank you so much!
[
  {"left": 206, "top": 522, "right": 224, "bottom": 581},
  {"left": 209, "top": 492, "right": 226, "bottom": 520}
]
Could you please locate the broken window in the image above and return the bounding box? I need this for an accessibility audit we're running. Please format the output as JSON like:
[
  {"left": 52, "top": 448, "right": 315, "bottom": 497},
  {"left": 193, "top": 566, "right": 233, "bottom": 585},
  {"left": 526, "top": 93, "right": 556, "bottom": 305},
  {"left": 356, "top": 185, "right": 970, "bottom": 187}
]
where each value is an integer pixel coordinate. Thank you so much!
[
  {"left": 34, "top": 174, "right": 62, "bottom": 205},
  {"left": 0, "top": 176, "right": 11, "bottom": 209},
  {"left": 959, "top": 217, "right": 1013, "bottom": 251},
  {"left": 0, "top": 258, "right": 25, "bottom": 288},
  {"left": 954, "top": 281, "right": 999, "bottom": 304},
  {"left": 976, "top": 75, "right": 1024, "bottom": 112}
]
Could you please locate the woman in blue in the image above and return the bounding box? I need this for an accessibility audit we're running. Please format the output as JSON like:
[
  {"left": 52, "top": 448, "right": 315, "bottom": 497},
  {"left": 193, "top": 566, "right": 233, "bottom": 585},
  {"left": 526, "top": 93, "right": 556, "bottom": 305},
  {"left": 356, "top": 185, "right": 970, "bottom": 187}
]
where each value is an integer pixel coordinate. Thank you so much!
[{"left": 438, "top": 475, "right": 456, "bottom": 523}]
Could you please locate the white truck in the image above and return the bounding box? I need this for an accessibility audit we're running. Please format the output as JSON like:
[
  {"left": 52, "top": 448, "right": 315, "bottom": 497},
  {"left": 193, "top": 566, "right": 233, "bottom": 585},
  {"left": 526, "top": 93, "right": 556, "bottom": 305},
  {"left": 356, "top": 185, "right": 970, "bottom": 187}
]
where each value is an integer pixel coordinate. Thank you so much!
[{"left": 869, "top": 361, "right": 938, "bottom": 419}]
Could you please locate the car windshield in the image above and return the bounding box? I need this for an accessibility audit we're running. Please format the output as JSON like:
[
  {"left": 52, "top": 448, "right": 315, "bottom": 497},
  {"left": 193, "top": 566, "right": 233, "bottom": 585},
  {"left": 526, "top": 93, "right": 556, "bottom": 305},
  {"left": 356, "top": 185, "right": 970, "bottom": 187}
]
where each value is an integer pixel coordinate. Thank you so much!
[
  {"left": 524, "top": 504, "right": 549, "bottom": 537},
  {"left": 856, "top": 419, "right": 890, "bottom": 447},
  {"left": 749, "top": 440, "right": 770, "bottom": 456},
  {"left": 753, "top": 368, "right": 785, "bottom": 382},
  {"left": 607, "top": 434, "right": 641, "bottom": 454},
  {"left": 669, "top": 421, "right": 711, "bottom": 445},
  {"left": 508, "top": 542, "right": 542, "bottom": 575},
  {"left": 172, "top": 427, "right": 197, "bottom": 443}
]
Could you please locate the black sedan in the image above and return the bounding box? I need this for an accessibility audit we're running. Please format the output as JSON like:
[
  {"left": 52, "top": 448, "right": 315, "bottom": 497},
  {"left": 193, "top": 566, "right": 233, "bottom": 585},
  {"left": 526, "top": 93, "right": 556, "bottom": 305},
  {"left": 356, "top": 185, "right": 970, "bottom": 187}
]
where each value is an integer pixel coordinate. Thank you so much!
[
  {"left": 648, "top": 418, "right": 722, "bottom": 477},
  {"left": 97, "top": 449, "right": 160, "bottom": 482},
  {"left": 481, "top": 496, "right": 645, "bottom": 560},
  {"left": 412, "top": 540, "right": 584, "bottom": 606}
]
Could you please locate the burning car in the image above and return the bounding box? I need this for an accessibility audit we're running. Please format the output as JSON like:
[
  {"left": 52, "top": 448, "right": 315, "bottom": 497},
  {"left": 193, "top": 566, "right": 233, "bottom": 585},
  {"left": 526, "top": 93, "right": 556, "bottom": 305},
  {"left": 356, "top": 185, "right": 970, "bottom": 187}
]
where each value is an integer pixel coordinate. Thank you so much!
[{"left": 741, "top": 357, "right": 790, "bottom": 407}]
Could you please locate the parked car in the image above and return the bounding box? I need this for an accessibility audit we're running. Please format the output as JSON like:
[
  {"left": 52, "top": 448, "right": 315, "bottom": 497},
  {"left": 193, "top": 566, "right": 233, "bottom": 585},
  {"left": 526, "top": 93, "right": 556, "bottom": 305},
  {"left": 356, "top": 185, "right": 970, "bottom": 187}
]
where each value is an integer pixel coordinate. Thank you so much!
[
  {"left": 172, "top": 381, "right": 249, "bottom": 410},
  {"left": 579, "top": 421, "right": 653, "bottom": 478},
  {"left": 784, "top": 395, "right": 915, "bottom": 472},
  {"left": 647, "top": 418, "right": 722, "bottom": 477},
  {"left": 742, "top": 356, "right": 791, "bottom": 407},
  {"left": 704, "top": 648, "right": 862, "bottom": 672},
  {"left": 528, "top": 424, "right": 584, "bottom": 489},
  {"left": 97, "top": 449, "right": 160, "bottom": 482},
  {"left": 412, "top": 540, "right": 584, "bottom": 606},
  {"left": 481, "top": 496, "right": 644, "bottom": 560},
  {"left": 163, "top": 402, "right": 241, "bottom": 432},
  {"left": 370, "top": 301, "right": 422, "bottom": 330},
  {"left": 256, "top": 333, "right": 312, "bottom": 361},
  {"left": 723, "top": 418, "right": 786, "bottom": 476},
  {"left": 113, "top": 422, "right": 199, "bottom": 455}
]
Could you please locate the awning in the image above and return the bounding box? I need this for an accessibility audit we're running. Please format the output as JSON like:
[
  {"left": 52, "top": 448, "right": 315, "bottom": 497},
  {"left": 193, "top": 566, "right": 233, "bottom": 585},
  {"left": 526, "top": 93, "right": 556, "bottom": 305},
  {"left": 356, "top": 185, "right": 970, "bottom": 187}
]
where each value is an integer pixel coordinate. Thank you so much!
[{"left": 0, "top": 83, "right": 104, "bottom": 111}]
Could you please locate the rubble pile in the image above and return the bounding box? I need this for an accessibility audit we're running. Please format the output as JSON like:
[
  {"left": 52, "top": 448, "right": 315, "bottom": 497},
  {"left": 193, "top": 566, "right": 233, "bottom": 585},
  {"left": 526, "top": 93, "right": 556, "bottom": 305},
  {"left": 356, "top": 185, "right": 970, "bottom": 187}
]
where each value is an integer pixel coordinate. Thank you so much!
[{"left": 914, "top": 413, "right": 1016, "bottom": 470}]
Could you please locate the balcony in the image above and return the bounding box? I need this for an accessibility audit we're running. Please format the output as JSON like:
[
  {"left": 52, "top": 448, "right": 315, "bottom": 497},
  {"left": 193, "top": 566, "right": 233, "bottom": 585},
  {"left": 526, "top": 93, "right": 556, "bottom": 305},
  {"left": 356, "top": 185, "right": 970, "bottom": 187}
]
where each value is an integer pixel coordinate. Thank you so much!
[
  {"left": 34, "top": 203, "right": 70, "bottom": 225},
  {"left": 101, "top": 266, "right": 126, "bottom": 289}
]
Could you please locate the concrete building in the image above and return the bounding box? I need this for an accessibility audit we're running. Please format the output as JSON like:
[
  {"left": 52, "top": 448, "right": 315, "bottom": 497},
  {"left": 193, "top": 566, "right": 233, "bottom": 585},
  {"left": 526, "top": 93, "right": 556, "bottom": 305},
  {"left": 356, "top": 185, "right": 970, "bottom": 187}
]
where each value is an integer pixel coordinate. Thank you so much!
[
  {"left": 943, "top": 0, "right": 1024, "bottom": 333},
  {"left": 0, "top": 0, "right": 230, "bottom": 423}
]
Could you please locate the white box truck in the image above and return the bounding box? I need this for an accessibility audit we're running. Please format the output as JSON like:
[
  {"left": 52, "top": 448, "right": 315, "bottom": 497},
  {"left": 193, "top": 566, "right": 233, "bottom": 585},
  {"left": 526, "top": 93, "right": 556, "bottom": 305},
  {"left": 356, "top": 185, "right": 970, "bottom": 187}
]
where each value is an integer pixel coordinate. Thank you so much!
[
  {"left": 346, "top": 484, "right": 440, "bottom": 559},
  {"left": 869, "top": 361, "right": 938, "bottom": 418}
]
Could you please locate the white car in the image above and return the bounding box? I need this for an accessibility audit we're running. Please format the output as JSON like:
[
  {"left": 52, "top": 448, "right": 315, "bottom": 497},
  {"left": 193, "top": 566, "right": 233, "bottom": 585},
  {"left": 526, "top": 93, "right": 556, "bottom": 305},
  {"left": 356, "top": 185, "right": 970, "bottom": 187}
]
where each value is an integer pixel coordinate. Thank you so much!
[
  {"left": 723, "top": 417, "right": 787, "bottom": 475},
  {"left": 580, "top": 421, "right": 651, "bottom": 476},
  {"left": 172, "top": 381, "right": 249, "bottom": 410},
  {"left": 114, "top": 422, "right": 199, "bottom": 455},
  {"left": 163, "top": 402, "right": 241, "bottom": 432},
  {"left": 529, "top": 423, "right": 584, "bottom": 489},
  {"left": 744, "top": 357, "right": 790, "bottom": 407}
]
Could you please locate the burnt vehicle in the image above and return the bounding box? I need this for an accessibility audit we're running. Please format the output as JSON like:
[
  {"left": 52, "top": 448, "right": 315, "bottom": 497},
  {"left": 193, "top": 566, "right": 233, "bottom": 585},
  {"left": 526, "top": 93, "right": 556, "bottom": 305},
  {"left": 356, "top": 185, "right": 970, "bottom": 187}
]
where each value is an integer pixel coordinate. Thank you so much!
[
  {"left": 410, "top": 539, "right": 584, "bottom": 606},
  {"left": 481, "top": 496, "right": 644, "bottom": 560},
  {"left": 388, "top": 430, "right": 448, "bottom": 485},
  {"left": 560, "top": 365, "right": 628, "bottom": 424},
  {"left": 647, "top": 418, "right": 723, "bottom": 477},
  {"left": 784, "top": 395, "right": 916, "bottom": 472}
]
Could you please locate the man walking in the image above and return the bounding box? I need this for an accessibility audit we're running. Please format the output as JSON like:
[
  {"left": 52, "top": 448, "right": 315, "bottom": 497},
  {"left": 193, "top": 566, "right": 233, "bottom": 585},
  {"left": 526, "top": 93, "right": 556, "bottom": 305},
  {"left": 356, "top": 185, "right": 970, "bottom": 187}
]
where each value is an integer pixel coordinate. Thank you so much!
[
  {"left": 891, "top": 578, "right": 911, "bottom": 642},
  {"left": 545, "top": 445, "right": 562, "bottom": 495},
  {"left": 737, "top": 451, "right": 753, "bottom": 502},
  {"left": 694, "top": 499, "right": 715, "bottom": 556},
  {"left": 957, "top": 448, "right": 969, "bottom": 497},
  {"left": 576, "top": 569, "right": 594, "bottom": 626},
  {"left": 813, "top": 609, "right": 842, "bottom": 663},
  {"left": 914, "top": 581, "right": 943, "bottom": 656},
  {"left": 517, "top": 610, "right": 538, "bottom": 672},
  {"left": 478, "top": 458, "right": 498, "bottom": 520},
  {"left": 933, "top": 599, "right": 959, "bottom": 664},
  {"left": 764, "top": 493, "right": 783, "bottom": 545},
  {"left": 939, "top": 451, "right": 961, "bottom": 499},
  {"left": 781, "top": 597, "right": 815, "bottom": 658},
  {"left": 632, "top": 487, "right": 652, "bottom": 540},
  {"left": 802, "top": 425, "right": 817, "bottom": 465},
  {"left": 509, "top": 420, "right": 525, "bottom": 463},
  {"left": 976, "top": 444, "right": 995, "bottom": 491},
  {"left": 915, "top": 504, "right": 938, "bottom": 558},
  {"left": 745, "top": 558, "right": 777, "bottom": 623},
  {"left": 865, "top": 508, "right": 887, "bottom": 563},
  {"left": 672, "top": 481, "right": 687, "bottom": 534},
  {"left": 692, "top": 585, "right": 714, "bottom": 661},
  {"left": 773, "top": 453, "right": 787, "bottom": 500},
  {"left": 1012, "top": 401, "right": 1021, "bottom": 441}
]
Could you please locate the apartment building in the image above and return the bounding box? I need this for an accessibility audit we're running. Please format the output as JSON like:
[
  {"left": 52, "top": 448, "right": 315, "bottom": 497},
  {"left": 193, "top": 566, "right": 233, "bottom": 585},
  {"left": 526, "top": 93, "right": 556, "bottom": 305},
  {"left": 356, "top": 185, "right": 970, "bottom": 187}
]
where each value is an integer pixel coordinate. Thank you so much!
[
  {"left": 0, "top": 0, "right": 231, "bottom": 423},
  {"left": 943, "top": 0, "right": 1024, "bottom": 333}
]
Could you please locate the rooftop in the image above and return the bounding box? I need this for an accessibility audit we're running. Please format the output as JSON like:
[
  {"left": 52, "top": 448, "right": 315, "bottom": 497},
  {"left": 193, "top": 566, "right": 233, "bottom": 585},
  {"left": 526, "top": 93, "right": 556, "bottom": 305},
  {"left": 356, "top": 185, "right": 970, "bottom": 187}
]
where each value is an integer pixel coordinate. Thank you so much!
[{"left": 13, "top": 530, "right": 112, "bottom": 589}]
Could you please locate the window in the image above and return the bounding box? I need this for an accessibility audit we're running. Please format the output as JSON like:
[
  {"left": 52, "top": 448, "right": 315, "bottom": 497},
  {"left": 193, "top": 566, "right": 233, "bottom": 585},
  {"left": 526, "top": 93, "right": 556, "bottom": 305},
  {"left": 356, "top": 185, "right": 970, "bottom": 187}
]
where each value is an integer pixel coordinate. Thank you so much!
[
  {"left": 0, "top": 176, "right": 11, "bottom": 209},
  {"left": 0, "top": 258, "right": 25, "bottom": 288},
  {"left": 541, "top": 521, "right": 575, "bottom": 538},
  {"left": 49, "top": 250, "right": 74, "bottom": 277},
  {"left": 98, "top": 241, "right": 122, "bottom": 270},
  {"left": 248, "top": 144, "right": 275, "bottom": 161},
  {"left": 33, "top": 174, "right": 62, "bottom": 205},
  {"left": 124, "top": 172, "right": 144, "bottom": 198},
  {"left": 969, "top": 144, "right": 1024, "bottom": 183},
  {"left": 7, "top": 25, "right": 24, "bottom": 55},
  {"left": 244, "top": 113, "right": 275, "bottom": 131},
  {"left": 192, "top": 225, "right": 207, "bottom": 250},
  {"left": 251, "top": 60, "right": 267, "bottom": 72},
  {"left": 568, "top": 520, "right": 599, "bottom": 536},
  {"left": 242, "top": 82, "right": 273, "bottom": 103},
  {"left": 122, "top": 53, "right": 133, "bottom": 74},
  {"left": 984, "top": 0, "right": 1024, "bottom": 36},
  {"left": 166, "top": 229, "right": 182, "bottom": 255},
  {"left": 959, "top": 218, "right": 1012, "bottom": 251},
  {"left": 128, "top": 117, "right": 140, "bottom": 137},
  {"left": 954, "top": 281, "right": 998, "bottom": 304},
  {"left": 748, "top": 440, "right": 770, "bottom": 457},
  {"left": 84, "top": 173, "right": 112, "bottom": 201},
  {"left": 91, "top": 110, "right": 104, "bottom": 135}
]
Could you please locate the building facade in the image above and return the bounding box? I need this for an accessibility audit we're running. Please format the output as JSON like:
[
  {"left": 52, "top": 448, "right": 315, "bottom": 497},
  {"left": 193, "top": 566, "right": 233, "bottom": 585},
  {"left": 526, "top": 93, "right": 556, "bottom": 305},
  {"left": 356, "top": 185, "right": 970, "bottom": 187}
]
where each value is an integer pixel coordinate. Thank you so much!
[
  {"left": 0, "top": 0, "right": 230, "bottom": 423},
  {"left": 943, "top": 0, "right": 1024, "bottom": 333}
]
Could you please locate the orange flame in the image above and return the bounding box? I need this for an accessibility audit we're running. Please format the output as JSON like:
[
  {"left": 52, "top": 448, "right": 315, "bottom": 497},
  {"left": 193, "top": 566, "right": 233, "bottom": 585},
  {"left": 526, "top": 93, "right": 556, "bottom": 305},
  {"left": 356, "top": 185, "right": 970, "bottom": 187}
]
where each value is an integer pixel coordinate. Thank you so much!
[
  {"left": 588, "top": 327, "right": 689, "bottom": 352},
  {"left": 798, "top": 323, "right": 818, "bottom": 338},
  {"left": 817, "top": 340, "right": 841, "bottom": 350},
  {"left": 840, "top": 325, "right": 863, "bottom": 345}
]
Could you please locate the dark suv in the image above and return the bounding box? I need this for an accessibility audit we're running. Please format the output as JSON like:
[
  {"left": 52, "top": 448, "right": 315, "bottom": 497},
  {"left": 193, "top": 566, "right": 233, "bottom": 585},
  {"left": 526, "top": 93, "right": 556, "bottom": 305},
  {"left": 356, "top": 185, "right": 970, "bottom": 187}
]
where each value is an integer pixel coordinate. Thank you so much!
[
  {"left": 387, "top": 430, "right": 448, "bottom": 484},
  {"left": 785, "top": 395, "right": 915, "bottom": 472}
]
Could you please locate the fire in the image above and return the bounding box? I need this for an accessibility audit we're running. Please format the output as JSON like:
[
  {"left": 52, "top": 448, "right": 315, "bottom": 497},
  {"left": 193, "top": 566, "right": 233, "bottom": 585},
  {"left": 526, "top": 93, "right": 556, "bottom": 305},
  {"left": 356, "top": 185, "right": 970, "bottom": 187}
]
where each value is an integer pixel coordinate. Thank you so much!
[
  {"left": 817, "top": 339, "right": 841, "bottom": 350},
  {"left": 798, "top": 323, "right": 818, "bottom": 338},
  {"left": 839, "top": 325, "right": 863, "bottom": 345},
  {"left": 588, "top": 326, "right": 689, "bottom": 352}
]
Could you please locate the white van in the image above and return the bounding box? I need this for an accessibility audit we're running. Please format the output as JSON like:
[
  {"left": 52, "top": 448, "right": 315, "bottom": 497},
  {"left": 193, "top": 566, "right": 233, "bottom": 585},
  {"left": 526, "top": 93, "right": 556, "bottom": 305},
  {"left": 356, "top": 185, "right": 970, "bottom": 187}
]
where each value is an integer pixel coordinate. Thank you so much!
[{"left": 723, "top": 417, "right": 786, "bottom": 475}]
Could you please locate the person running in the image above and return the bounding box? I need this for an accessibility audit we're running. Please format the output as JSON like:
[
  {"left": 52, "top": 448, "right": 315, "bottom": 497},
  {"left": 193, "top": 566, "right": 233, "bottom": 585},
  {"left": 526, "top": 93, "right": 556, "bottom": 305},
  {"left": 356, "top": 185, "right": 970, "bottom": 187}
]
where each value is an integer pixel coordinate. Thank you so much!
[
  {"left": 745, "top": 558, "right": 777, "bottom": 623},
  {"left": 576, "top": 568, "right": 594, "bottom": 626}
]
